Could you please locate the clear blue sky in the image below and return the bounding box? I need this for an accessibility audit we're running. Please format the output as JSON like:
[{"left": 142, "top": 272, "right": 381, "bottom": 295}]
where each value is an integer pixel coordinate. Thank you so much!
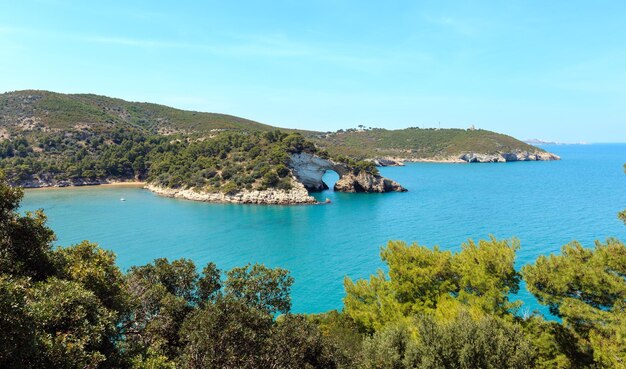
[{"left": 1, "top": 1, "right": 625, "bottom": 142}]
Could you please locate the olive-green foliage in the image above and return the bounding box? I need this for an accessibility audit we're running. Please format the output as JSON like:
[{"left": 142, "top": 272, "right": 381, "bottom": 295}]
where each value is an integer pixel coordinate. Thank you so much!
[
  {"left": 0, "top": 276, "right": 36, "bottom": 366},
  {"left": 308, "top": 310, "right": 364, "bottom": 368},
  {"left": 270, "top": 314, "right": 343, "bottom": 369},
  {"left": 0, "top": 127, "right": 317, "bottom": 193},
  {"left": 522, "top": 315, "right": 596, "bottom": 369},
  {"left": 197, "top": 262, "right": 221, "bottom": 303},
  {"left": 122, "top": 258, "right": 199, "bottom": 359},
  {"left": 359, "top": 314, "right": 535, "bottom": 369},
  {"left": 179, "top": 300, "right": 342, "bottom": 369},
  {"left": 333, "top": 155, "right": 380, "bottom": 175},
  {"left": 53, "top": 241, "right": 127, "bottom": 312},
  {"left": 146, "top": 130, "right": 308, "bottom": 192},
  {"left": 225, "top": 263, "right": 294, "bottom": 315},
  {"left": 0, "top": 127, "right": 157, "bottom": 183},
  {"left": 130, "top": 349, "right": 177, "bottom": 369},
  {"left": 28, "top": 277, "right": 117, "bottom": 369},
  {"left": 0, "top": 172, "right": 55, "bottom": 280},
  {"left": 0, "top": 174, "right": 127, "bottom": 369},
  {"left": 0, "top": 90, "right": 276, "bottom": 132},
  {"left": 359, "top": 321, "right": 414, "bottom": 369},
  {"left": 344, "top": 237, "right": 521, "bottom": 332},
  {"left": 412, "top": 313, "right": 535, "bottom": 369},
  {"left": 178, "top": 296, "right": 274, "bottom": 369},
  {"left": 523, "top": 239, "right": 626, "bottom": 368}
]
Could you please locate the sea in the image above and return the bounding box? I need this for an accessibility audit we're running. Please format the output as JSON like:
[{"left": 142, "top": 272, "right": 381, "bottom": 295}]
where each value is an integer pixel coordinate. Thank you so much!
[{"left": 21, "top": 144, "right": 626, "bottom": 316}]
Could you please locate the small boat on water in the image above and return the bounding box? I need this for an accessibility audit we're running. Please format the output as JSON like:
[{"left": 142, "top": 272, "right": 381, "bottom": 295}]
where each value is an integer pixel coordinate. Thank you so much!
[{"left": 120, "top": 197, "right": 126, "bottom": 202}]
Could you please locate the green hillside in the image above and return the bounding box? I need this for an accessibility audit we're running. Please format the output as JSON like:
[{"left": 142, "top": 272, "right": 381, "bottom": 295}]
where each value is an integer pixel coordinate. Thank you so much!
[
  {"left": 0, "top": 90, "right": 276, "bottom": 133},
  {"left": 306, "top": 127, "right": 546, "bottom": 160},
  {"left": 1, "top": 90, "right": 547, "bottom": 163}
]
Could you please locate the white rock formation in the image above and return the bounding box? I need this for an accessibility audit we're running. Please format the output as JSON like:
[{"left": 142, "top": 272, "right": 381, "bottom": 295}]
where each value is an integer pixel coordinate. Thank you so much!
[
  {"left": 288, "top": 153, "right": 348, "bottom": 191},
  {"left": 459, "top": 151, "right": 561, "bottom": 163},
  {"left": 146, "top": 180, "right": 317, "bottom": 205},
  {"left": 288, "top": 152, "right": 406, "bottom": 193}
]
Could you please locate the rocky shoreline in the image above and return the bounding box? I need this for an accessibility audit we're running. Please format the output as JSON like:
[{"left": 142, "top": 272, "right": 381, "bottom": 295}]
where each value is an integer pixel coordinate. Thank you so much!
[
  {"left": 20, "top": 178, "right": 320, "bottom": 205},
  {"left": 374, "top": 150, "right": 560, "bottom": 165},
  {"left": 146, "top": 182, "right": 319, "bottom": 205},
  {"left": 14, "top": 149, "right": 556, "bottom": 204}
]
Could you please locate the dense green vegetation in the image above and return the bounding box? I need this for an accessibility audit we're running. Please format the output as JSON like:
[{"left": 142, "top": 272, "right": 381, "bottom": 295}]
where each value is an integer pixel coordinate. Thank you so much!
[
  {"left": 1, "top": 171, "right": 625, "bottom": 368},
  {"left": 1, "top": 90, "right": 548, "bottom": 175},
  {"left": 307, "top": 127, "right": 546, "bottom": 160},
  {"left": 0, "top": 90, "right": 277, "bottom": 132},
  {"left": 0, "top": 127, "right": 329, "bottom": 193},
  {"left": 344, "top": 238, "right": 625, "bottom": 368},
  {"left": 2, "top": 90, "right": 395, "bottom": 191}
]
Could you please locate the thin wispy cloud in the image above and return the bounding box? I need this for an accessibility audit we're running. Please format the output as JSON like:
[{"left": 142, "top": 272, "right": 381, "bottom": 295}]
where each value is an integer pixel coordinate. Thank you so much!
[{"left": 1, "top": 25, "right": 428, "bottom": 70}]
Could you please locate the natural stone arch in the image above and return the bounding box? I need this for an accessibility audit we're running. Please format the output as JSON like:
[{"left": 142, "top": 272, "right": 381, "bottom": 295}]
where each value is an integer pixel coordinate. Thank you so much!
[
  {"left": 288, "top": 153, "right": 406, "bottom": 193},
  {"left": 288, "top": 153, "right": 348, "bottom": 192}
]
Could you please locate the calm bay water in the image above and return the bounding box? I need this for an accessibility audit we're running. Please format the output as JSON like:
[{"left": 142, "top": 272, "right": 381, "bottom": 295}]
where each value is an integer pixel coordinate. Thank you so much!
[{"left": 21, "top": 144, "right": 626, "bottom": 315}]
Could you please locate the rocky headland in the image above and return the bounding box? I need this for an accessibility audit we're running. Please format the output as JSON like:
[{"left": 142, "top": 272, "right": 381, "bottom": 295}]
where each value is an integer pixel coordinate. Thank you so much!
[
  {"left": 20, "top": 151, "right": 407, "bottom": 205},
  {"left": 148, "top": 152, "right": 407, "bottom": 205},
  {"left": 146, "top": 181, "right": 318, "bottom": 205}
]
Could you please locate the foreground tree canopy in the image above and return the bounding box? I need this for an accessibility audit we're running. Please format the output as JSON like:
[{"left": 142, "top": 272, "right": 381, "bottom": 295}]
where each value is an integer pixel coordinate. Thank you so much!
[{"left": 1, "top": 170, "right": 625, "bottom": 368}]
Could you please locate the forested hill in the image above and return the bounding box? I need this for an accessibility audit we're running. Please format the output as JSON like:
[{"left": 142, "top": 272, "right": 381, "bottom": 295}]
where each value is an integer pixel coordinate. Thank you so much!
[
  {"left": 1, "top": 90, "right": 548, "bottom": 159},
  {"left": 307, "top": 127, "right": 550, "bottom": 160},
  {"left": 0, "top": 90, "right": 557, "bottom": 189}
]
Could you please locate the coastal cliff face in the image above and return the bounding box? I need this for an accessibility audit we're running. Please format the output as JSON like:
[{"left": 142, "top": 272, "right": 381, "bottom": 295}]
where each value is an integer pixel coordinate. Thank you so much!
[{"left": 289, "top": 153, "right": 406, "bottom": 193}]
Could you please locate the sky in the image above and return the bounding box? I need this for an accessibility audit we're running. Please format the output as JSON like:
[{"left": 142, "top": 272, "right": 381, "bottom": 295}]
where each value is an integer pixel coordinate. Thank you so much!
[{"left": 1, "top": 1, "right": 625, "bottom": 142}]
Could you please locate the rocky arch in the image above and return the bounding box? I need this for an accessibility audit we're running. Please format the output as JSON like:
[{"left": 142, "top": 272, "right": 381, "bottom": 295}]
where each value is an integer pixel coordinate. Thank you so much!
[
  {"left": 288, "top": 153, "right": 348, "bottom": 192},
  {"left": 288, "top": 153, "right": 406, "bottom": 193}
]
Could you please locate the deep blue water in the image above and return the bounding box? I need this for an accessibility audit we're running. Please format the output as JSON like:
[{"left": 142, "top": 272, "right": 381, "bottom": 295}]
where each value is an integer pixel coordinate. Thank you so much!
[{"left": 21, "top": 144, "right": 626, "bottom": 315}]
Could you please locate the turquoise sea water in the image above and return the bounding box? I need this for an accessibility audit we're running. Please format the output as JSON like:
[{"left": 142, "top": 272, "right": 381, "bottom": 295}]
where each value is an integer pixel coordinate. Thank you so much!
[{"left": 21, "top": 144, "right": 626, "bottom": 315}]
